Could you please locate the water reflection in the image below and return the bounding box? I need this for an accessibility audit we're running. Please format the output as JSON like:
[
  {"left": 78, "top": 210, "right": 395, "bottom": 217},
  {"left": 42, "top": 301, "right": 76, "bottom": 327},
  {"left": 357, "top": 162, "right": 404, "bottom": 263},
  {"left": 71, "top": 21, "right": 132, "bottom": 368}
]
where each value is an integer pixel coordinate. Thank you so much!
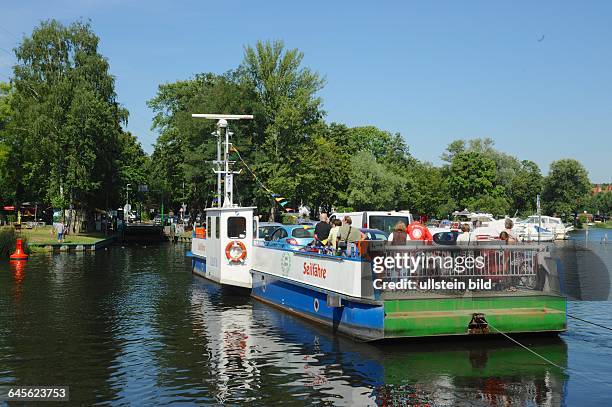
[
  {"left": 188, "top": 276, "right": 568, "bottom": 406},
  {"left": 1, "top": 242, "right": 608, "bottom": 405}
]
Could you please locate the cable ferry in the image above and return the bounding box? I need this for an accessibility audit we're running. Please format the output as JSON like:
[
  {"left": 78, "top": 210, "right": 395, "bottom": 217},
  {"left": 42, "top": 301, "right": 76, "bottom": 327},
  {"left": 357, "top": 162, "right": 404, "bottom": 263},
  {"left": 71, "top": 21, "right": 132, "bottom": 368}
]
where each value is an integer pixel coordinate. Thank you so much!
[{"left": 189, "top": 113, "right": 567, "bottom": 341}]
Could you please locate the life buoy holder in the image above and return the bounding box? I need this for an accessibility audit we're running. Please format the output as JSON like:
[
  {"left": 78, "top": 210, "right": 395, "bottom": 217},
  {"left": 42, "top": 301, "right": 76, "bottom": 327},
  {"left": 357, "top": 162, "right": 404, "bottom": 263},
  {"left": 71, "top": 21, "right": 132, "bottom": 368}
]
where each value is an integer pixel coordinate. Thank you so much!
[
  {"left": 225, "top": 241, "right": 247, "bottom": 262},
  {"left": 406, "top": 222, "right": 433, "bottom": 241}
]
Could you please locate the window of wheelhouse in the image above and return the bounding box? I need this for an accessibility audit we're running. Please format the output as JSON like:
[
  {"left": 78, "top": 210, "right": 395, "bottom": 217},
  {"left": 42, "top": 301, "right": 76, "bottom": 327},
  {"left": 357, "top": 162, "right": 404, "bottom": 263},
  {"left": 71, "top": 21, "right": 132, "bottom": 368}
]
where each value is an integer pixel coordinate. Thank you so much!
[
  {"left": 215, "top": 216, "right": 220, "bottom": 239},
  {"left": 207, "top": 216, "right": 212, "bottom": 237},
  {"left": 228, "top": 216, "right": 247, "bottom": 239}
]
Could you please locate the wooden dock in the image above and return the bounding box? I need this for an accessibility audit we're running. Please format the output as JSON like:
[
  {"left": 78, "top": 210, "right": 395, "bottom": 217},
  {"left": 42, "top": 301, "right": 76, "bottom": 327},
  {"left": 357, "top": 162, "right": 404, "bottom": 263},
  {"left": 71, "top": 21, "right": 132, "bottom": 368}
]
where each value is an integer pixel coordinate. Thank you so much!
[{"left": 28, "top": 236, "right": 116, "bottom": 253}]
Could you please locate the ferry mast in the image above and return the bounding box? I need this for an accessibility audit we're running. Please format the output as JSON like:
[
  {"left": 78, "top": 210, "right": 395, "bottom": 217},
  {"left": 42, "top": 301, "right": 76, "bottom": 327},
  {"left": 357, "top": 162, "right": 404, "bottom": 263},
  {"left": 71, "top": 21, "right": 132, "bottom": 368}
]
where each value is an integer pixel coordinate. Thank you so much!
[{"left": 191, "top": 114, "right": 253, "bottom": 207}]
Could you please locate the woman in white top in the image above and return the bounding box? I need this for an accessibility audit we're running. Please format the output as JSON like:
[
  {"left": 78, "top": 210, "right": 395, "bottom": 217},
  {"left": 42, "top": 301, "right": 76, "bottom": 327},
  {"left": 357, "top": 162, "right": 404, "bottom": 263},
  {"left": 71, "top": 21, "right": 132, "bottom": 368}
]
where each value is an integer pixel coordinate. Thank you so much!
[{"left": 456, "top": 223, "right": 472, "bottom": 244}]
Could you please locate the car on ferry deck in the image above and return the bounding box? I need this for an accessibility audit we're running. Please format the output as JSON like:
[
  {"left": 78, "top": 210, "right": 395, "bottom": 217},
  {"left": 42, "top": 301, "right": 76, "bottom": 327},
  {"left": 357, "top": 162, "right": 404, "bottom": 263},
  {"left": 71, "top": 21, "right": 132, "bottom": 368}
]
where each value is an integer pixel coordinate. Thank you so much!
[
  {"left": 360, "top": 228, "right": 388, "bottom": 240},
  {"left": 265, "top": 224, "right": 315, "bottom": 248}
]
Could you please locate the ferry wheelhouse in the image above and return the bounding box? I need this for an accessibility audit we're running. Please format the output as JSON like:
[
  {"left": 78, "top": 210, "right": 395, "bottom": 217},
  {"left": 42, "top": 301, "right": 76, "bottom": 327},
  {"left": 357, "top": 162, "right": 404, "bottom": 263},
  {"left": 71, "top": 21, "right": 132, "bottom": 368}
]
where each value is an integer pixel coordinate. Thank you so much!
[{"left": 189, "top": 114, "right": 256, "bottom": 290}]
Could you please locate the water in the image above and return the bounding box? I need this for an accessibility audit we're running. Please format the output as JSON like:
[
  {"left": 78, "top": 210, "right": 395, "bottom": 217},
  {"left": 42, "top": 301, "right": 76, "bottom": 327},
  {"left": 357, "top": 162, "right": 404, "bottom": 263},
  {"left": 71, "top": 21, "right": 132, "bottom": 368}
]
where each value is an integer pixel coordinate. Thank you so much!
[{"left": 0, "top": 241, "right": 611, "bottom": 406}]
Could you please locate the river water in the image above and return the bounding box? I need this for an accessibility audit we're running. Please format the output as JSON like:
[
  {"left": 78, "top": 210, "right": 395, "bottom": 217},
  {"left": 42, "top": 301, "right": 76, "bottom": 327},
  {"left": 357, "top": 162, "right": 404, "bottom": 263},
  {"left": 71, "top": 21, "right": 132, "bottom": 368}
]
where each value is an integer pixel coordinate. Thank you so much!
[{"left": 0, "top": 231, "right": 611, "bottom": 405}]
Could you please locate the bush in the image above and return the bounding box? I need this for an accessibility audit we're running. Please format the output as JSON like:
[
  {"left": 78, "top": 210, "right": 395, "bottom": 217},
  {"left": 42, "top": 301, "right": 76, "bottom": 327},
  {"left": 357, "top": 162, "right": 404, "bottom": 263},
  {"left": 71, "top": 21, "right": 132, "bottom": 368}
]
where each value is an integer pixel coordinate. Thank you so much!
[
  {"left": 281, "top": 213, "right": 298, "bottom": 225},
  {"left": 0, "top": 227, "right": 17, "bottom": 258},
  {"left": 0, "top": 227, "right": 30, "bottom": 258}
]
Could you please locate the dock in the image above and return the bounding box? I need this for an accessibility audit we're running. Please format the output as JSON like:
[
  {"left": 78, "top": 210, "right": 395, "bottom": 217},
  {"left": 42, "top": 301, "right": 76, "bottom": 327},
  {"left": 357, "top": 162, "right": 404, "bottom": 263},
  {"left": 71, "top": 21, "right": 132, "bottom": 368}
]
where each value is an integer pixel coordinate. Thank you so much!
[{"left": 28, "top": 236, "right": 116, "bottom": 252}]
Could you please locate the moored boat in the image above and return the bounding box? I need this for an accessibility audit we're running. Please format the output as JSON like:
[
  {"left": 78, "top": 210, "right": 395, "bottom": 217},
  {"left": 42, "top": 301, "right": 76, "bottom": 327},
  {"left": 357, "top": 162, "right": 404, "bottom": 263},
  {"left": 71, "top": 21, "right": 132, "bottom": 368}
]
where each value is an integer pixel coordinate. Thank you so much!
[{"left": 515, "top": 215, "right": 573, "bottom": 240}]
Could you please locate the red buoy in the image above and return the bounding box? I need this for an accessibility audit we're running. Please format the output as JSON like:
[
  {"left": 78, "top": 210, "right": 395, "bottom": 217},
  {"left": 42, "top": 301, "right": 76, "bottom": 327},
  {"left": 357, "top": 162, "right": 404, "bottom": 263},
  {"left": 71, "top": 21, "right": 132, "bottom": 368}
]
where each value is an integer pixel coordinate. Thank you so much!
[{"left": 10, "top": 238, "right": 28, "bottom": 260}]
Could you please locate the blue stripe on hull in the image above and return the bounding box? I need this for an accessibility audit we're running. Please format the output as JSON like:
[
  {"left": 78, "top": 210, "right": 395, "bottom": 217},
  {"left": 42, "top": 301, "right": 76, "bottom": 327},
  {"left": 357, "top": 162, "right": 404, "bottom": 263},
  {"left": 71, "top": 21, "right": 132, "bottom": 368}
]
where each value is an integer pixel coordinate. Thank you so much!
[
  {"left": 251, "top": 271, "right": 384, "bottom": 341},
  {"left": 192, "top": 255, "right": 206, "bottom": 275}
]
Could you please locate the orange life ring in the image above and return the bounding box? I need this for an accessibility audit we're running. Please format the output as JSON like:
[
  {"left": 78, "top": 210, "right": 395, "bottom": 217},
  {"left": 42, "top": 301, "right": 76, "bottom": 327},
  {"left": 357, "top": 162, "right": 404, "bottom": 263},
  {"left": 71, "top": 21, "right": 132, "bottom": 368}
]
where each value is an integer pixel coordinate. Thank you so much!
[
  {"left": 225, "top": 241, "right": 247, "bottom": 262},
  {"left": 406, "top": 222, "right": 433, "bottom": 241}
]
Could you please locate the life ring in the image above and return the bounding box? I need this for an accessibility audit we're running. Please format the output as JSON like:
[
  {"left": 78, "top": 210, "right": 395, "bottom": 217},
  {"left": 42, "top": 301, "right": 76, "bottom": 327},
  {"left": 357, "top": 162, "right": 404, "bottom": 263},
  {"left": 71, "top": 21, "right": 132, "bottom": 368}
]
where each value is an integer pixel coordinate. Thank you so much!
[
  {"left": 406, "top": 222, "right": 433, "bottom": 241},
  {"left": 225, "top": 241, "right": 247, "bottom": 262}
]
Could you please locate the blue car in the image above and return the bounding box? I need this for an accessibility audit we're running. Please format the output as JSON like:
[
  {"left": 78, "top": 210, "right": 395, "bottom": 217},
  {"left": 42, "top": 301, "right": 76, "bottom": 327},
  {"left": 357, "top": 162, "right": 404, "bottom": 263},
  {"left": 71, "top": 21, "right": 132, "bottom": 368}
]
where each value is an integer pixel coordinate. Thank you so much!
[
  {"left": 360, "top": 228, "right": 388, "bottom": 240},
  {"left": 266, "top": 224, "right": 315, "bottom": 248}
]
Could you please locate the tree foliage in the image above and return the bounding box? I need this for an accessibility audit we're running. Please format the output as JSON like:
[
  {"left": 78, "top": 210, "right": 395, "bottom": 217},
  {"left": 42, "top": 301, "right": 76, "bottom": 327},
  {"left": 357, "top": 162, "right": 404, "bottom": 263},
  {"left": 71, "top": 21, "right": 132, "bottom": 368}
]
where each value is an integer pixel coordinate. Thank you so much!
[
  {"left": 542, "top": 159, "right": 591, "bottom": 217},
  {"left": 4, "top": 19, "right": 139, "bottom": 211}
]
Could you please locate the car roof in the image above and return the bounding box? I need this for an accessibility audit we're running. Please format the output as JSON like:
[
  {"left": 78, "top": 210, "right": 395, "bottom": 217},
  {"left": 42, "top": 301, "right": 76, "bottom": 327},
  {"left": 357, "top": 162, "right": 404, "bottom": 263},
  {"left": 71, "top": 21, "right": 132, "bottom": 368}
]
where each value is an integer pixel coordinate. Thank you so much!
[{"left": 285, "top": 224, "right": 314, "bottom": 229}]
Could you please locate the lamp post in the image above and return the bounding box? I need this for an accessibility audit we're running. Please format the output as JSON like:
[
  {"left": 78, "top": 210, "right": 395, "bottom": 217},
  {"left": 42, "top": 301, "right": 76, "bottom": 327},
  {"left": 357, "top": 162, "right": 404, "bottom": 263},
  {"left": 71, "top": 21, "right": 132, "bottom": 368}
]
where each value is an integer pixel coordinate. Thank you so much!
[{"left": 126, "top": 184, "right": 131, "bottom": 222}]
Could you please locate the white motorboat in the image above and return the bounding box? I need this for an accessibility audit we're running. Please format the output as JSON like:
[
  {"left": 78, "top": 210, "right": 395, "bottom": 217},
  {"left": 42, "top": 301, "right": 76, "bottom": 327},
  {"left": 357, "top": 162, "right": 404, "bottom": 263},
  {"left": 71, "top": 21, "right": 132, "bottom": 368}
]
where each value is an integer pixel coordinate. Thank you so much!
[{"left": 516, "top": 216, "right": 573, "bottom": 240}]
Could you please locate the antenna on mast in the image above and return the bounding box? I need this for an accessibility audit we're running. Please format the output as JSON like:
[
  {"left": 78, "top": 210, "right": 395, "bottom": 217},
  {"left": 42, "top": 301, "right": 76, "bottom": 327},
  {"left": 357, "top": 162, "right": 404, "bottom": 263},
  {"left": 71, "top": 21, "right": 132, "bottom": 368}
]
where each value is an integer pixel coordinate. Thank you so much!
[{"left": 191, "top": 114, "right": 253, "bottom": 207}]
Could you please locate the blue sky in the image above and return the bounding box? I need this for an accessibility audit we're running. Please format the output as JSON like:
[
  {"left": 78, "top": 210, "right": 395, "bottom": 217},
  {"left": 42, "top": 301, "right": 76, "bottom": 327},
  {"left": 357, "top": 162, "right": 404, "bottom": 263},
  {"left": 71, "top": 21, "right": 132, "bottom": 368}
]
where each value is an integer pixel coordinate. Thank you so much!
[{"left": 1, "top": 1, "right": 610, "bottom": 182}]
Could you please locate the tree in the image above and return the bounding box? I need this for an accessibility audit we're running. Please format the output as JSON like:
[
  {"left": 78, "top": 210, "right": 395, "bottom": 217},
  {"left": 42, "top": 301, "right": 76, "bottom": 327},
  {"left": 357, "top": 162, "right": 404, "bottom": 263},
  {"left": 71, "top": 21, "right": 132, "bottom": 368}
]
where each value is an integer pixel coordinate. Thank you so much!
[
  {"left": 345, "top": 151, "right": 405, "bottom": 211},
  {"left": 9, "top": 19, "right": 128, "bottom": 211},
  {"left": 0, "top": 82, "right": 15, "bottom": 203},
  {"left": 441, "top": 139, "right": 466, "bottom": 164},
  {"left": 240, "top": 40, "right": 325, "bottom": 217},
  {"left": 448, "top": 151, "right": 498, "bottom": 208},
  {"left": 508, "top": 160, "right": 543, "bottom": 214},
  {"left": 148, "top": 72, "right": 261, "bottom": 212},
  {"left": 542, "top": 159, "right": 590, "bottom": 217},
  {"left": 586, "top": 192, "right": 612, "bottom": 215}
]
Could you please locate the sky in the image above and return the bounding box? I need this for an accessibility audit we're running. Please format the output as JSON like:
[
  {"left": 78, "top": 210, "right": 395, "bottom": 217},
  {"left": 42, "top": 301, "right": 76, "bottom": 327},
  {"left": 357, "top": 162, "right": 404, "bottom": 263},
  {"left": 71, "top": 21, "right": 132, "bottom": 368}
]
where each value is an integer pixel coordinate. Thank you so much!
[{"left": 0, "top": 0, "right": 611, "bottom": 182}]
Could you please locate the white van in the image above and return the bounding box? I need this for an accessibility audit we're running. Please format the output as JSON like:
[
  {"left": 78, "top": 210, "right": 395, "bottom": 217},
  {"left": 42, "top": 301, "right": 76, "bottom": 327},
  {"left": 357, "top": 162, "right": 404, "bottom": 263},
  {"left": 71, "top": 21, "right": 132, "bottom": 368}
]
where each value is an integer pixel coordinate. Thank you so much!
[{"left": 330, "top": 211, "right": 413, "bottom": 235}]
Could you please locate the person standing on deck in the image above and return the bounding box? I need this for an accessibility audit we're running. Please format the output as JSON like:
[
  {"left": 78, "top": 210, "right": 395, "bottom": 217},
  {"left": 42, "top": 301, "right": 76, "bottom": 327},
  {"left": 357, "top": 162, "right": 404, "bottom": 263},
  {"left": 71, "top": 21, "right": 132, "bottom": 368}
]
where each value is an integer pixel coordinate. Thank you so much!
[
  {"left": 388, "top": 221, "right": 409, "bottom": 244},
  {"left": 314, "top": 213, "right": 332, "bottom": 245},
  {"left": 504, "top": 218, "right": 520, "bottom": 242},
  {"left": 457, "top": 223, "right": 472, "bottom": 244},
  {"left": 327, "top": 219, "right": 342, "bottom": 249},
  {"left": 337, "top": 216, "right": 363, "bottom": 254}
]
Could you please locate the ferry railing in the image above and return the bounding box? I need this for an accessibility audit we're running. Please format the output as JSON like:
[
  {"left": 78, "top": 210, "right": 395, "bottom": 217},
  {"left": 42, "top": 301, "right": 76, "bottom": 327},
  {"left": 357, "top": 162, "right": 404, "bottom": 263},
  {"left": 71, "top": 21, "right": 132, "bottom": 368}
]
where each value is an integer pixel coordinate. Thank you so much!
[
  {"left": 373, "top": 243, "right": 557, "bottom": 296},
  {"left": 254, "top": 239, "right": 560, "bottom": 297},
  {"left": 254, "top": 239, "right": 364, "bottom": 260}
]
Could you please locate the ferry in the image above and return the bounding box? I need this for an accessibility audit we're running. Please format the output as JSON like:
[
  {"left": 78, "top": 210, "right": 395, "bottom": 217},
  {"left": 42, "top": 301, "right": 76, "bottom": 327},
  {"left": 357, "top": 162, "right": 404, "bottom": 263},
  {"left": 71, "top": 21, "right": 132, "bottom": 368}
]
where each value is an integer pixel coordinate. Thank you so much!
[{"left": 188, "top": 113, "right": 567, "bottom": 341}]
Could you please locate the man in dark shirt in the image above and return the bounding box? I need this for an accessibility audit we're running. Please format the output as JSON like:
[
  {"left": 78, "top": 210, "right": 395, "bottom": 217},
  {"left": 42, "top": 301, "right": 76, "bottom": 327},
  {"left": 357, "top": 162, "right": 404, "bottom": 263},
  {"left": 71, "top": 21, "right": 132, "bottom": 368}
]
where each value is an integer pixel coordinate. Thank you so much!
[{"left": 314, "top": 213, "right": 332, "bottom": 244}]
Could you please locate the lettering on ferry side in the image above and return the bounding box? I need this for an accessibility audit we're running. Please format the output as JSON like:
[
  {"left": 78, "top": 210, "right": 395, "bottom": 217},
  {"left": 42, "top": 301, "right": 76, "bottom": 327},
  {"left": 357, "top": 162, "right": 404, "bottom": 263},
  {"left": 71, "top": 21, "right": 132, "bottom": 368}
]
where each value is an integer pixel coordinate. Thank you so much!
[{"left": 303, "top": 262, "right": 327, "bottom": 279}]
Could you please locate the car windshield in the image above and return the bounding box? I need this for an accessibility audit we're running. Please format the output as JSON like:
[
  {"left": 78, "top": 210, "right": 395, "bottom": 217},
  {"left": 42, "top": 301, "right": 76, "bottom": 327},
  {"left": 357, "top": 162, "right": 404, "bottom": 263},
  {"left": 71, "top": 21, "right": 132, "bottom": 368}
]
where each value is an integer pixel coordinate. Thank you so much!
[
  {"left": 259, "top": 226, "right": 279, "bottom": 238},
  {"left": 292, "top": 227, "right": 314, "bottom": 238},
  {"left": 367, "top": 232, "right": 387, "bottom": 240},
  {"left": 369, "top": 216, "right": 410, "bottom": 234}
]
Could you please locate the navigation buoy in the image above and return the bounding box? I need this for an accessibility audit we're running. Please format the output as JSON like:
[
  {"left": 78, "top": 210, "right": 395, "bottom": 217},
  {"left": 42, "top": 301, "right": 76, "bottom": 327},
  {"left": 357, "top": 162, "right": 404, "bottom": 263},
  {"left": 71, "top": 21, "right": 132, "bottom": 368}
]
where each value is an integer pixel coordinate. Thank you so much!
[{"left": 10, "top": 238, "right": 28, "bottom": 260}]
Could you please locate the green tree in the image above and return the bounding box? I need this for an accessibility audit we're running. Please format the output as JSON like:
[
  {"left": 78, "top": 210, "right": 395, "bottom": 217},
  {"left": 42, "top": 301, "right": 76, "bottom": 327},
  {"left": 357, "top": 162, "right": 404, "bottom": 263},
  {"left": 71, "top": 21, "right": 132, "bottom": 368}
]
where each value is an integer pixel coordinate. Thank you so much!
[
  {"left": 240, "top": 40, "right": 325, "bottom": 218},
  {"left": 508, "top": 160, "right": 543, "bottom": 214},
  {"left": 542, "top": 159, "right": 590, "bottom": 217},
  {"left": 448, "top": 151, "right": 498, "bottom": 208},
  {"left": 0, "top": 82, "right": 15, "bottom": 203},
  {"left": 345, "top": 151, "right": 405, "bottom": 211},
  {"left": 148, "top": 72, "right": 261, "bottom": 212},
  {"left": 9, "top": 19, "right": 128, "bottom": 211},
  {"left": 586, "top": 192, "right": 612, "bottom": 215}
]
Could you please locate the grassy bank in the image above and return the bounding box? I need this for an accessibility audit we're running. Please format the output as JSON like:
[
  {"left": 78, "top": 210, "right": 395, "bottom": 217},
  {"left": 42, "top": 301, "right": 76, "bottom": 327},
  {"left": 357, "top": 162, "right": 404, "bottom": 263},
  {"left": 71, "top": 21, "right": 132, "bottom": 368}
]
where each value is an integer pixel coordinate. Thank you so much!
[
  {"left": 21, "top": 225, "right": 108, "bottom": 245},
  {"left": 592, "top": 221, "right": 612, "bottom": 229}
]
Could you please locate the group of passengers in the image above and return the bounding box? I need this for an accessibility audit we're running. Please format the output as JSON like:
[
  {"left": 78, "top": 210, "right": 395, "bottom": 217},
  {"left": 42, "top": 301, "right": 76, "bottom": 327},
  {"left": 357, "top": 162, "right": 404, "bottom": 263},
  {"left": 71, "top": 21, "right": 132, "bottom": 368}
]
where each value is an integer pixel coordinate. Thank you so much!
[{"left": 313, "top": 213, "right": 364, "bottom": 255}]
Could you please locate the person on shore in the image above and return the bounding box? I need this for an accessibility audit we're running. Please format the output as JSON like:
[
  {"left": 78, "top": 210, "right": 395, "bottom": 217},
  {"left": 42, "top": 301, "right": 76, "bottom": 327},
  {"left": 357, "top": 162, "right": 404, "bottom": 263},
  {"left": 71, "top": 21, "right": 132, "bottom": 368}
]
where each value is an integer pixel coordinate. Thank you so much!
[
  {"left": 457, "top": 223, "right": 472, "bottom": 244},
  {"left": 388, "top": 221, "right": 408, "bottom": 245},
  {"left": 314, "top": 213, "right": 332, "bottom": 246},
  {"left": 55, "top": 221, "right": 65, "bottom": 243},
  {"left": 327, "top": 219, "right": 342, "bottom": 249}
]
